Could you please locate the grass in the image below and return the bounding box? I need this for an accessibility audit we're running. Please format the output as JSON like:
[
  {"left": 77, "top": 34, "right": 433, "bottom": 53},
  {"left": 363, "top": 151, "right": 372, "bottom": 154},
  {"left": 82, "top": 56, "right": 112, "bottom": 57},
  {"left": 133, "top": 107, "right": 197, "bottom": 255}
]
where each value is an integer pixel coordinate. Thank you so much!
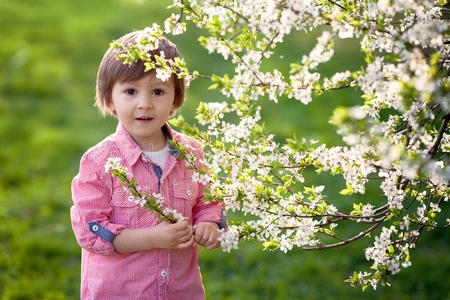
[{"left": 0, "top": 0, "right": 448, "bottom": 299}]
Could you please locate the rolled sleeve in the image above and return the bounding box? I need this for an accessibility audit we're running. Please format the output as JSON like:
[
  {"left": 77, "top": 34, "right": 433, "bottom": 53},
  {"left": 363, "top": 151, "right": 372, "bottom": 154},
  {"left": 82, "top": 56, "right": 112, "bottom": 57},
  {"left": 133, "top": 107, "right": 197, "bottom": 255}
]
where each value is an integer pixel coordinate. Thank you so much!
[
  {"left": 192, "top": 198, "right": 227, "bottom": 229},
  {"left": 70, "top": 154, "right": 125, "bottom": 256}
]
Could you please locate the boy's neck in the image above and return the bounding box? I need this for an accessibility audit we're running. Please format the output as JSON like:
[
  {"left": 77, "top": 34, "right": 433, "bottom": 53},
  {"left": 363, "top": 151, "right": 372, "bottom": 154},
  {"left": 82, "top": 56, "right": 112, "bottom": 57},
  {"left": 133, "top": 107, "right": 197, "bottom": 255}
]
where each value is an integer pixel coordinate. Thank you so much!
[
  {"left": 132, "top": 129, "right": 168, "bottom": 152},
  {"left": 143, "top": 138, "right": 168, "bottom": 152}
]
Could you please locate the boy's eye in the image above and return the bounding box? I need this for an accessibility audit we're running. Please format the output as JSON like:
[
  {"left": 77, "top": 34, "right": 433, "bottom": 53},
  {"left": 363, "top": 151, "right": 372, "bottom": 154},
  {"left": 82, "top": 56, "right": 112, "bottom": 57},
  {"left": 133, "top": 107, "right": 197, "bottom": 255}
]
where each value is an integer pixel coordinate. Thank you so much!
[
  {"left": 153, "top": 89, "right": 164, "bottom": 96},
  {"left": 124, "top": 88, "right": 136, "bottom": 95}
]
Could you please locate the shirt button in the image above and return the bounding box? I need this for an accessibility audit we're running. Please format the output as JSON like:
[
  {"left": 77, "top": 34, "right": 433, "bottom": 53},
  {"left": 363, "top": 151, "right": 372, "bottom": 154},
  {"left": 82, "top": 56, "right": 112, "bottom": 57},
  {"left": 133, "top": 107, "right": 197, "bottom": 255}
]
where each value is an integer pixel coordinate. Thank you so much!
[
  {"left": 187, "top": 189, "right": 192, "bottom": 196},
  {"left": 92, "top": 225, "right": 99, "bottom": 232},
  {"left": 161, "top": 270, "right": 167, "bottom": 277}
]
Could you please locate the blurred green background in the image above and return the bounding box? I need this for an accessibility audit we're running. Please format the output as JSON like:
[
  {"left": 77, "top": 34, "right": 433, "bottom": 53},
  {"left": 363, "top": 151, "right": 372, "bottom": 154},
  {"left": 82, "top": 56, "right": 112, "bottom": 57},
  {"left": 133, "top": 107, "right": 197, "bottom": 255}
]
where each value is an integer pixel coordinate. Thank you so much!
[{"left": 0, "top": 0, "right": 448, "bottom": 299}]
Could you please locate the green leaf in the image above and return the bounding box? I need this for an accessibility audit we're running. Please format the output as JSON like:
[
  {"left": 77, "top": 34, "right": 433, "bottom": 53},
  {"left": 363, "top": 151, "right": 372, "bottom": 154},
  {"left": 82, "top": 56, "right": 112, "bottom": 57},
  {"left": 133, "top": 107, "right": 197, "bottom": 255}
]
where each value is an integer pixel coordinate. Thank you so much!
[
  {"left": 330, "top": 106, "right": 350, "bottom": 126},
  {"left": 169, "top": 115, "right": 185, "bottom": 128},
  {"left": 385, "top": 213, "right": 395, "bottom": 221},
  {"left": 208, "top": 83, "right": 219, "bottom": 90},
  {"left": 262, "top": 237, "right": 279, "bottom": 251},
  {"left": 388, "top": 245, "right": 394, "bottom": 255},
  {"left": 339, "top": 184, "right": 354, "bottom": 195}
]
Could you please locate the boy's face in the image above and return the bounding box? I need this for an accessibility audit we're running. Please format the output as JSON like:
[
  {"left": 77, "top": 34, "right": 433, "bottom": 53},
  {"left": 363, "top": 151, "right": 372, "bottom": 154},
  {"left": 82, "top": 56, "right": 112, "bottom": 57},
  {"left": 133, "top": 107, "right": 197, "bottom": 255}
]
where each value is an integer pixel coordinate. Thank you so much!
[{"left": 108, "top": 72, "right": 177, "bottom": 151}]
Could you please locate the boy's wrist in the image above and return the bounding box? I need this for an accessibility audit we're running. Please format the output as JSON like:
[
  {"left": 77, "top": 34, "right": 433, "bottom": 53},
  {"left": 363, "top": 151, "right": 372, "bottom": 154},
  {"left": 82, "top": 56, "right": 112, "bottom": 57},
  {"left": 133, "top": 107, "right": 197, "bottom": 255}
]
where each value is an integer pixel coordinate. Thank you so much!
[
  {"left": 113, "top": 227, "right": 159, "bottom": 253},
  {"left": 195, "top": 221, "right": 219, "bottom": 230},
  {"left": 143, "top": 226, "right": 159, "bottom": 250},
  {"left": 201, "top": 221, "right": 218, "bottom": 226}
]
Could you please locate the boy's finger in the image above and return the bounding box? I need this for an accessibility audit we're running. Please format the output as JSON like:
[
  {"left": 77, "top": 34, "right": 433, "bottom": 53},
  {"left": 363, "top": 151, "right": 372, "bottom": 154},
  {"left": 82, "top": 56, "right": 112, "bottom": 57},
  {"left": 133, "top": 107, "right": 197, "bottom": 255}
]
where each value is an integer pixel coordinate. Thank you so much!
[
  {"left": 178, "top": 224, "right": 192, "bottom": 236},
  {"left": 194, "top": 225, "right": 205, "bottom": 240},
  {"left": 199, "top": 230, "right": 212, "bottom": 245},
  {"left": 206, "top": 240, "right": 220, "bottom": 250},
  {"left": 177, "top": 220, "right": 188, "bottom": 227},
  {"left": 176, "top": 236, "right": 195, "bottom": 249},
  {"left": 177, "top": 233, "right": 192, "bottom": 244},
  {"left": 175, "top": 227, "right": 193, "bottom": 240},
  {"left": 173, "top": 220, "right": 190, "bottom": 231},
  {"left": 195, "top": 231, "right": 206, "bottom": 244},
  {"left": 204, "top": 232, "right": 217, "bottom": 247}
]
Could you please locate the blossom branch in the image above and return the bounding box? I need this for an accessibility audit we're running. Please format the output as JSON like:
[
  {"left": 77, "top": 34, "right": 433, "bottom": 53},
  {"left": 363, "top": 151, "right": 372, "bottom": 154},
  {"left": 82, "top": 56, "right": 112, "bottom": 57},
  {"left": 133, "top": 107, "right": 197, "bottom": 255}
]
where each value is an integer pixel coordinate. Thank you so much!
[
  {"left": 125, "top": 0, "right": 449, "bottom": 290},
  {"left": 303, "top": 217, "right": 386, "bottom": 251},
  {"left": 105, "top": 158, "right": 184, "bottom": 223},
  {"left": 428, "top": 112, "right": 450, "bottom": 158},
  {"left": 327, "top": 0, "right": 347, "bottom": 11},
  {"left": 222, "top": 5, "right": 250, "bottom": 24}
]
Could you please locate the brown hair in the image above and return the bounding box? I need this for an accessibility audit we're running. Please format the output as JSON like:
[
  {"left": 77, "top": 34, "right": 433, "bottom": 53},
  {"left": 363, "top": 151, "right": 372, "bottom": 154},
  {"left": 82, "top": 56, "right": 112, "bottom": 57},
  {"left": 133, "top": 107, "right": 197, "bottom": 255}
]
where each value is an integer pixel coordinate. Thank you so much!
[{"left": 95, "top": 31, "right": 186, "bottom": 116}]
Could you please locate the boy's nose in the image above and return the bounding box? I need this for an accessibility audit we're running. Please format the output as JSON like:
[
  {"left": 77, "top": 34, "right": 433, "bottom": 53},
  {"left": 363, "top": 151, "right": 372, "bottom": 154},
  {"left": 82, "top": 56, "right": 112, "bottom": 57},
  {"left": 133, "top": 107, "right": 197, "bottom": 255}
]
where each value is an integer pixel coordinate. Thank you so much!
[{"left": 137, "top": 95, "right": 153, "bottom": 109}]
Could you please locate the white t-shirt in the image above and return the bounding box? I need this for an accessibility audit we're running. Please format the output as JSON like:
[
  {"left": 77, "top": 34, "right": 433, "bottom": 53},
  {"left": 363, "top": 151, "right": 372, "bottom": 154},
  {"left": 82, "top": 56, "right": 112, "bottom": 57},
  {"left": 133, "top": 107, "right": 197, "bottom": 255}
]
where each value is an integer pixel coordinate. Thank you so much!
[{"left": 143, "top": 143, "right": 170, "bottom": 169}]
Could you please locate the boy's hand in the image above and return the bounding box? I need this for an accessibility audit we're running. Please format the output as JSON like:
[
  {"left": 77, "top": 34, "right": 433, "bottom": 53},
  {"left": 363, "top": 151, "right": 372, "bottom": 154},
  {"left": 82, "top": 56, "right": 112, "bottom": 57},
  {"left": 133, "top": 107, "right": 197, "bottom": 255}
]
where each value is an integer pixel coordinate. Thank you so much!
[
  {"left": 194, "top": 222, "right": 220, "bottom": 250},
  {"left": 152, "top": 220, "right": 195, "bottom": 250}
]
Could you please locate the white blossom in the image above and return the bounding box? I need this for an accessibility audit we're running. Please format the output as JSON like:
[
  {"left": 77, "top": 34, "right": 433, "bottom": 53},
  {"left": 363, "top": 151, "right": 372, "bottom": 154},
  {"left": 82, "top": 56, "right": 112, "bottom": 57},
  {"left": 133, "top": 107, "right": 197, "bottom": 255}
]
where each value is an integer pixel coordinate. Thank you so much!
[
  {"left": 156, "top": 67, "right": 172, "bottom": 82},
  {"left": 105, "top": 157, "right": 122, "bottom": 173},
  {"left": 119, "top": 0, "right": 450, "bottom": 289},
  {"left": 163, "top": 207, "right": 185, "bottom": 222},
  {"left": 152, "top": 193, "right": 164, "bottom": 205},
  {"left": 219, "top": 226, "right": 240, "bottom": 252}
]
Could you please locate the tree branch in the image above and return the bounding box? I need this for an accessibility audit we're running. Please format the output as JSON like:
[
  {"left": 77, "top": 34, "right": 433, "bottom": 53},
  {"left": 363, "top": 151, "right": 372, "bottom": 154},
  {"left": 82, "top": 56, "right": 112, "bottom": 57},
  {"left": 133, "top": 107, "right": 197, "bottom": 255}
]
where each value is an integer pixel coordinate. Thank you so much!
[
  {"left": 303, "top": 217, "right": 386, "bottom": 250},
  {"left": 328, "top": 0, "right": 347, "bottom": 11},
  {"left": 258, "top": 30, "right": 279, "bottom": 65},
  {"left": 428, "top": 112, "right": 450, "bottom": 158},
  {"left": 222, "top": 5, "right": 250, "bottom": 24}
]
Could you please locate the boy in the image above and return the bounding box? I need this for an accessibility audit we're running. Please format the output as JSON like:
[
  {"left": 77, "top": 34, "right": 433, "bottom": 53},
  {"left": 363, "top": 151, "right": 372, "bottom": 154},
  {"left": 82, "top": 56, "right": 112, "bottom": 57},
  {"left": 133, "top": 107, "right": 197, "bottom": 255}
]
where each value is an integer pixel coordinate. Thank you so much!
[{"left": 70, "top": 30, "right": 226, "bottom": 299}]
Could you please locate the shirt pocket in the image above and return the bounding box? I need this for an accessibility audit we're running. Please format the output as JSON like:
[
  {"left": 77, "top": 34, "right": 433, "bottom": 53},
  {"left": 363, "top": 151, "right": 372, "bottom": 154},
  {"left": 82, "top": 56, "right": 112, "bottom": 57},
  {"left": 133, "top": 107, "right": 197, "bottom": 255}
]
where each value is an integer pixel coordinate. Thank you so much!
[
  {"left": 110, "top": 183, "right": 153, "bottom": 227},
  {"left": 173, "top": 180, "right": 198, "bottom": 218}
]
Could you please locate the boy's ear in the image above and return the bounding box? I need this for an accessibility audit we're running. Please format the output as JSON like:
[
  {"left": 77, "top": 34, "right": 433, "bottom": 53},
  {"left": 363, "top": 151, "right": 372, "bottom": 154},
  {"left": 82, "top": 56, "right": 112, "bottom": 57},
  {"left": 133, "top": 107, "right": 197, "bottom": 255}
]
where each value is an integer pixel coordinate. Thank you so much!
[
  {"left": 169, "top": 103, "right": 178, "bottom": 116},
  {"left": 106, "top": 100, "right": 116, "bottom": 116}
]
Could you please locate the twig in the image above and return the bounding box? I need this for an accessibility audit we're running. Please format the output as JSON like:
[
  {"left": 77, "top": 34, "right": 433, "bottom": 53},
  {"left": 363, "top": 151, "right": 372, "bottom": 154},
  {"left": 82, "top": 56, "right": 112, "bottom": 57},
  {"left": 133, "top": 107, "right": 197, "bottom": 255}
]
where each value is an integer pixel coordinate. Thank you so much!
[
  {"left": 405, "top": 180, "right": 422, "bottom": 210},
  {"left": 409, "top": 220, "right": 450, "bottom": 229},
  {"left": 328, "top": 0, "right": 347, "bottom": 11},
  {"left": 317, "top": 230, "right": 345, "bottom": 242},
  {"left": 258, "top": 30, "right": 279, "bottom": 65},
  {"left": 303, "top": 217, "right": 386, "bottom": 250},
  {"left": 428, "top": 112, "right": 450, "bottom": 157},
  {"left": 222, "top": 5, "right": 250, "bottom": 23},
  {"left": 405, "top": 123, "right": 412, "bottom": 147},
  {"left": 177, "top": 7, "right": 184, "bottom": 24}
]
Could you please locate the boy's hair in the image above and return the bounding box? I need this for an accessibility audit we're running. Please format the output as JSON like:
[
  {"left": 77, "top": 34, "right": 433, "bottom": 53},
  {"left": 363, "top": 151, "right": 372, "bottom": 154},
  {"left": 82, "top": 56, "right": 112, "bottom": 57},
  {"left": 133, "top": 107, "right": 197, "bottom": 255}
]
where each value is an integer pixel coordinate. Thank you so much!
[{"left": 95, "top": 31, "right": 186, "bottom": 116}]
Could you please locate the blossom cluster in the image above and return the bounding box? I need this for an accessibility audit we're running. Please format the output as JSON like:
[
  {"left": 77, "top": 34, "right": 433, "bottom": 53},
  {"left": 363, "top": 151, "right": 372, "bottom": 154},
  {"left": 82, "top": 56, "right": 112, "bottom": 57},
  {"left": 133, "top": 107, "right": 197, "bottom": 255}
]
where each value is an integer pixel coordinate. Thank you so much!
[
  {"left": 124, "top": 0, "right": 448, "bottom": 290},
  {"left": 105, "top": 157, "right": 184, "bottom": 223}
]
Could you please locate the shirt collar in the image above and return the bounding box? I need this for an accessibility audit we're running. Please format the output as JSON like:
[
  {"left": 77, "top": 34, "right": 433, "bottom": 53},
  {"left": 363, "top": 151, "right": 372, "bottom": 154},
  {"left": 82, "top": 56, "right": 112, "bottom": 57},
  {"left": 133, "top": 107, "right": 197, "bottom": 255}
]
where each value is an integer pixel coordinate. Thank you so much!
[
  {"left": 162, "top": 124, "right": 180, "bottom": 159},
  {"left": 115, "top": 122, "right": 180, "bottom": 167}
]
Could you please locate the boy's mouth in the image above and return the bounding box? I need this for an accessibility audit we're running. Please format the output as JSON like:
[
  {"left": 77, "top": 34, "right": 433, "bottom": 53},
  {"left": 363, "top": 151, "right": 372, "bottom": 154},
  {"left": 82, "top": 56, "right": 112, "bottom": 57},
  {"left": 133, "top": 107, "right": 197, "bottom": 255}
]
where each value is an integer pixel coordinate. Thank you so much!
[{"left": 136, "top": 117, "right": 154, "bottom": 121}]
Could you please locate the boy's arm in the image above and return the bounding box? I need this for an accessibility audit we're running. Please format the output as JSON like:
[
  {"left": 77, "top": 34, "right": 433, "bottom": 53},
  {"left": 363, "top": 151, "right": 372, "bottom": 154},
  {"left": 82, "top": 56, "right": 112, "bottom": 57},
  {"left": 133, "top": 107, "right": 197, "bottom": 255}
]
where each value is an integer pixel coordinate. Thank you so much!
[
  {"left": 71, "top": 154, "right": 196, "bottom": 256},
  {"left": 112, "top": 221, "right": 195, "bottom": 253},
  {"left": 192, "top": 193, "right": 227, "bottom": 229},
  {"left": 71, "top": 154, "right": 126, "bottom": 256}
]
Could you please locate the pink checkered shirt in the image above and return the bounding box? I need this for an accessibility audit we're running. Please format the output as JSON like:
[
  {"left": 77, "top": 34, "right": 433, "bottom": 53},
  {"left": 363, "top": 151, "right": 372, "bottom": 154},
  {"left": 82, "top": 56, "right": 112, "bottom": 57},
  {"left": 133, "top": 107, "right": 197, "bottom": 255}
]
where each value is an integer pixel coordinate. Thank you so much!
[{"left": 70, "top": 123, "right": 226, "bottom": 300}]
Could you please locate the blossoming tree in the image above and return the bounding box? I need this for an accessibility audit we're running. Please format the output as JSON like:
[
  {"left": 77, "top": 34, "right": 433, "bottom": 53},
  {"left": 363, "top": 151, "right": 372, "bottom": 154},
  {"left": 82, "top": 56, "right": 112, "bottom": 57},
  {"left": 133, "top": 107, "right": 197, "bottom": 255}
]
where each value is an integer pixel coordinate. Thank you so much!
[{"left": 114, "top": 0, "right": 449, "bottom": 290}]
